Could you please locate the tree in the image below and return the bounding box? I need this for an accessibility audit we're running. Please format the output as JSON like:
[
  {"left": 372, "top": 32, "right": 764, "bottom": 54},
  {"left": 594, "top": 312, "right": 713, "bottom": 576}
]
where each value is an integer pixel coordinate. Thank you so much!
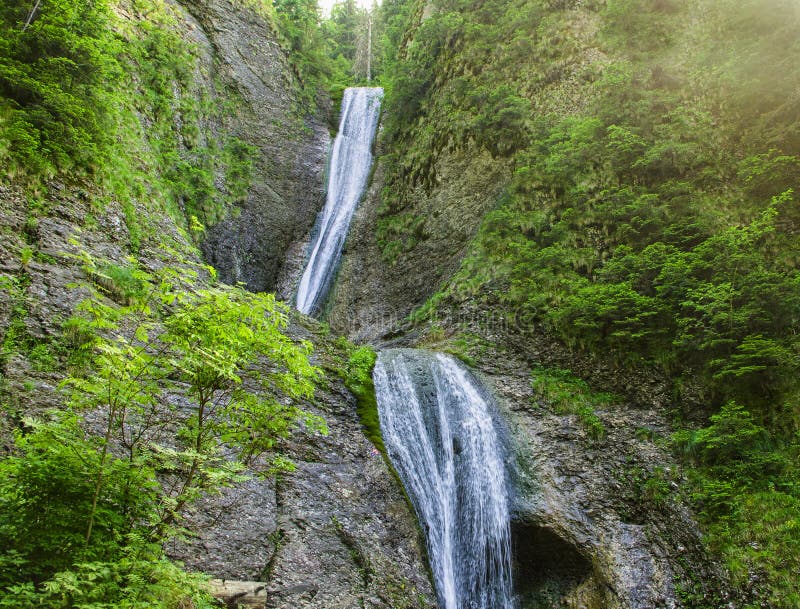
[
  {"left": 0, "top": 260, "right": 326, "bottom": 606},
  {"left": 329, "top": 0, "right": 361, "bottom": 62},
  {"left": 0, "top": 0, "right": 120, "bottom": 175}
]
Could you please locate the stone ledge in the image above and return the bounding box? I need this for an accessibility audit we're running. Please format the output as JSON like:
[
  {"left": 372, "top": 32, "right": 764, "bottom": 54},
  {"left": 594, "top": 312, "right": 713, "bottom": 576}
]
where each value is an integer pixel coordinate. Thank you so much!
[{"left": 209, "top": 580, "right": 269, "bottom": 608}]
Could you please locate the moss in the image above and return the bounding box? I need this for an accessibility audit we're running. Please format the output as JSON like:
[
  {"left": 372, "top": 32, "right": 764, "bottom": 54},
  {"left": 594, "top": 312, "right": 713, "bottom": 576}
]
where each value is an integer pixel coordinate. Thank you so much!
[
  {"left": 376, "top": 212, "right": 427, "bottom": 264},
  {"left": 339, "top": 344, "right": 385, "bottom": 454}
]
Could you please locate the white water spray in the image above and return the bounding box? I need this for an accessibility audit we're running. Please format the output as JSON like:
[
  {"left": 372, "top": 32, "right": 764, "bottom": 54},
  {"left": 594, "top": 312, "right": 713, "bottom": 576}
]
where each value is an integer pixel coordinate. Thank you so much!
[
  {"left": 296, "top": 87, "right": 382, "bottom": 315},
  {"left": 374, "top": 349, "right": 515, "bottom": 609}
]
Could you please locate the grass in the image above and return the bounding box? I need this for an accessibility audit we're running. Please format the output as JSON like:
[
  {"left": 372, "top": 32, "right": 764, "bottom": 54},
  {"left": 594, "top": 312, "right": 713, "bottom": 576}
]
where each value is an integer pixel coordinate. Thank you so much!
[
  {"left": 530, "top": 365, "right": 614, "bottom": 440},
  {"left": 530, "top": 366, "right": 616, "bottom": 413},
  {"left": 91, "top": 262, "right": 149, "bottom": 306}
]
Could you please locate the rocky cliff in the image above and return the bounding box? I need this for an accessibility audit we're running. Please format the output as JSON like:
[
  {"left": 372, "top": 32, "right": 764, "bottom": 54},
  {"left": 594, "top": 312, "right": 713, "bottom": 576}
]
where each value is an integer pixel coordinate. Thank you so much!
[
  {"left": 0, "top": 1, "right": 434, "bottom": 606},
  {"left": 0, "top": 176, "right": 434, "bottom": 608},
  {"left": 326, "top": 140, "right": 509, "bottom": 340},
  {"left": 172, "top": 0, "right": 331, "bottom": 294},
  {"left": 322, "top": 1, "right": 737, "bottom": 606},
  {"left": 167, "top": 320, "right": 436, "bottom": 609}
]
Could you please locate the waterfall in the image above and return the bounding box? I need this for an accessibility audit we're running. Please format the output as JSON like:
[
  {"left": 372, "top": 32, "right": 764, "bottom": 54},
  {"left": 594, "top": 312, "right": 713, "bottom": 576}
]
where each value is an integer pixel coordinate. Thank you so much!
[
  {"left": 374, "top": 349, "right": 515, "bottom": 609},
  {"left": 296, "top": 86, "right": 383, "bottom": 315}
]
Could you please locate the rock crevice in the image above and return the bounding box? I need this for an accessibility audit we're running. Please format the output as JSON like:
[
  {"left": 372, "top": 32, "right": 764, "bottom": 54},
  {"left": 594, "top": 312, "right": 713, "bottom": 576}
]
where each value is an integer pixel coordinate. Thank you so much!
[{"left": 173, "top": 0, "right": 331, "bottom": 294}]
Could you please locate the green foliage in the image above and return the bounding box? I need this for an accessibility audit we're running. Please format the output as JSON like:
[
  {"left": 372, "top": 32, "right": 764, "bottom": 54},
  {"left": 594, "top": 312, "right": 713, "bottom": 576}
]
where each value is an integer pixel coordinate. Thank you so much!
[
  {"left": 576, "top": 405, "right": 606, "bottom": 441},
  {"left": 672, "top": 403, "right": 800, "bottom": 606},
  {"left": 0, "top": 271, "right": 91, "bottom": 374},
  {"left": 0, "top": 258, "right": 325, "bottom": 605},
  {"left": 376, "top": 212, "right": 426, "bottom": 263},
  {"left": 672, "top": 401, "right": 781, "bottom": 515},
  {"left": 530, "top": 366, "right": 611, "bottom": 439},
  {"left": 602, "top": 0, "right": 680, "bottom": 56},
  {"left": 329, "top": 0, "right": 361, "bottom": 64},
  {"left": 18, "top": 247, "right": 33, "bottom": 267},
  {"left": 0, "top": 414, "right": 215, "bottom": 609},
  {"left": 0, "top": 274, "right": 31, "bottom": 365},
  {"left": 0, "top": 413, "right": 152, "bottom": 582},
  {"left": 223, "top": 138, "right": 259, "bottom": 206},
  {"left": 274, "top": 0, "right": 324, "bottom": 58},
  {"left": 0, "top": 0, "right": 120, "bottom": 178},
  {"left": 118, "top": 7, "right": 259, "bottom": 235},
  {"left": 626, "top": 464, "right": 674, "bottom": 511},
  {"left": 530, "top": 366, "right": 615, "bottom": 413},
  {"left": 380, "top": 1, "right": 800, "bottom": 601},
  {"left": 323, "top": 0, "right": 379, "bottom": 83},
  {"left": 391, "top": 0, "right": 800, "bottom": 417},
  {"left": 0, "top": 0, "right": 264, "bottom": 242},
  {"left": 272, "top": 0, "right": 357, "bottom": 99},
  {"left": 91, "top": 261, "right": 150, "bottom": 306},
  {"left": 337, "top": 342, "right": 383, "bottom": 452},
  {"left": 154, "top": 284, "right": 326, "bottom": 470}
]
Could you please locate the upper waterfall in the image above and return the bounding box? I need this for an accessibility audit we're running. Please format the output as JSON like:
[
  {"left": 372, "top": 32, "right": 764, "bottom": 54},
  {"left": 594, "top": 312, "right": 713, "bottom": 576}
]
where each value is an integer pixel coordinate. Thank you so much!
[
  {"left": 374, "top": 349, "right": 515, "bottom": 609},
  {"left": 296, "top": 86, "right": 383, "bottom": 316}
]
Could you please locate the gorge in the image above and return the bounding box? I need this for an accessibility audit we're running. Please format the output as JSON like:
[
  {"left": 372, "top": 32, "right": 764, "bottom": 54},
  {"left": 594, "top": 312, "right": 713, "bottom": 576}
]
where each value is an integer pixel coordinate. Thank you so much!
[
  {"left": 296, "top": 89, "right": 518, "bottom": 607},
  {"left": 1, "top": 0, "right": 799, "bottom": 608}
]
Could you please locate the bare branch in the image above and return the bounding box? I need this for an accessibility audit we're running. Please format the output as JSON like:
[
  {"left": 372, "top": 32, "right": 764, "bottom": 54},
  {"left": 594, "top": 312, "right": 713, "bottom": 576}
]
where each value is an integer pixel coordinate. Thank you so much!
[{"left": 22, "top": 0, "right": 42, "bottom": 32}]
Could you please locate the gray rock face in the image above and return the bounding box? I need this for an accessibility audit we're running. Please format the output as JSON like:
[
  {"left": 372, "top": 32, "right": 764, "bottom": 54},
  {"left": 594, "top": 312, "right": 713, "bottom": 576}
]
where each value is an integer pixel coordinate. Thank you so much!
[
  {"left": 0, "top": 175, "right": 435, "bottom": 609},
  {"left": 168, "top": 327, "right": 436, "bottom": 609},
  {"left": 0, "top": 0, "right": 429, "bottom": 596},
  {"left": 173, "top": 0, "right": 331, "bottom": 293},
  {"left": 0, "top": 178, "right": 201, "bottom": 420},
  {"left": 470, "top": 347, "right": 727, "bottom": 609},
  {"left": 326, "top": 143, "right": 509, "bottom": 341}
]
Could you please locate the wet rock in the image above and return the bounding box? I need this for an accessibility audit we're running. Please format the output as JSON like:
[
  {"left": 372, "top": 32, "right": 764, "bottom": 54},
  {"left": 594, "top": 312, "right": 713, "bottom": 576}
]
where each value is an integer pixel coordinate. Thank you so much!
[
  {"left": 168, "top": 329, "right": 436, "bottom": 609},
  {"left": 327, "top": 144, "right": 509, "bottom": 341},
  {"left": 173, "top": 0, "right": 331, "bottom": 293},
  {"left": 471, "top": 345, "right": 728, "bottom": 609}
]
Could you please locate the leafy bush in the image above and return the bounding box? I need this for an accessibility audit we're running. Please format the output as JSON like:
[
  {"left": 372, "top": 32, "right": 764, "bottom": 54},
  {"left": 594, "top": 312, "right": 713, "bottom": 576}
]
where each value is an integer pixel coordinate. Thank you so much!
[
  {"left": 672, "top": 403, "right": 800, "bottom": 605},
  {"left": 0, "top": 0, "right": 120, "bottom": 177},
  {"left": 530, "top": 365, "right": 616, "bottom": 413},
  {"left": 0, "top": 262, "right": 326, "bottom": 605},
  {"left": 92, "top": 262, "right": 150, "bottom": 306}
]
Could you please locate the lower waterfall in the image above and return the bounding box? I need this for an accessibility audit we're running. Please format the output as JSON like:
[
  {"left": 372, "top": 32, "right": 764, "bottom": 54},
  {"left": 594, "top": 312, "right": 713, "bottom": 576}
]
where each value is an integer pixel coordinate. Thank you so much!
[{"left": 374, "top": 349, "right": 515, "bottom": 609}]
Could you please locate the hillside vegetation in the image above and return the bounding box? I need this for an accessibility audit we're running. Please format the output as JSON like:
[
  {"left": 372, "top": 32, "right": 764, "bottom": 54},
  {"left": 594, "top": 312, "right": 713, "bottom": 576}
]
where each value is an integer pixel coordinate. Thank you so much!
[
  {"left": 376, "top": 0, "right": 800, "bottom": 605},
  {"left": 0, "top": 1, "right": 336, "bottom": 606},
  {"left": 3, "top": 0, "right": 800, "bottom": 605}
]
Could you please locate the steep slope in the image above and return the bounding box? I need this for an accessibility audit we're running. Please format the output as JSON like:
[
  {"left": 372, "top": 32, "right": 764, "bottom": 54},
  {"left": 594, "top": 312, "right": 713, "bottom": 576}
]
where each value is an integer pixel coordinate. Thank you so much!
[
  {"left": 178, "top": 0, "right": 332, "bottom": 293},
  {"left": 1, "top": 0, "right": 329, "bottom": 430},
  {"left": 328, "top": 0, "right": 601, "bottom": 338},
  {"left": 0, "top": 1, "right": 434, "bottom": 607},
  {"left": 328, "top": 0, "right": 800, "bottom": 606}
]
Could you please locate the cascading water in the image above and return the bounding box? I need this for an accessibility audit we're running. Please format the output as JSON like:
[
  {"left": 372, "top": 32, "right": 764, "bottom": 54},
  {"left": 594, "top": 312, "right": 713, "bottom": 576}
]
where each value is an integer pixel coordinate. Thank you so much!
[
  {"left": 295, "top": 86, "right": 512, "bottom": 608},
  {"left": 296, "top": 86, "right": 383, "bottom": 315},
  {"left": 374, "top": 349, "right": 515, "bottom": 609}
]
